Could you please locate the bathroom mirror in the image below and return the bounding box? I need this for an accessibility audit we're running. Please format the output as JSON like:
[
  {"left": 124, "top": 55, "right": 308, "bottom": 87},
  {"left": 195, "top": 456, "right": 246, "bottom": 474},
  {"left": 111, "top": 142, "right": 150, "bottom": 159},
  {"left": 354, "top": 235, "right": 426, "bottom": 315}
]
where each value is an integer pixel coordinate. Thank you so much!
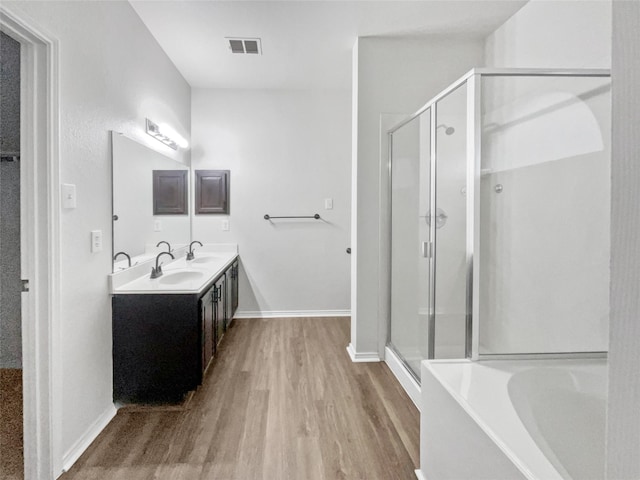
[{"left": 111, "top": 132, "right": 190, "bottom": 271}]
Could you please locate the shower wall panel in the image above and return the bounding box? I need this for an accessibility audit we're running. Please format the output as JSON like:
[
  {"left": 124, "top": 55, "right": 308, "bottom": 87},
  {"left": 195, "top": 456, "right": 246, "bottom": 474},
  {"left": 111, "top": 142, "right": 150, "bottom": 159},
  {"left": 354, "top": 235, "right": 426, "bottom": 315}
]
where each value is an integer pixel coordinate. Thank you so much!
[
  {"left": 433, "top": 85, "right": 468, "bottom": 359},
  {"left": 479, "top": 75, "right": 611, "bottom": 354}
]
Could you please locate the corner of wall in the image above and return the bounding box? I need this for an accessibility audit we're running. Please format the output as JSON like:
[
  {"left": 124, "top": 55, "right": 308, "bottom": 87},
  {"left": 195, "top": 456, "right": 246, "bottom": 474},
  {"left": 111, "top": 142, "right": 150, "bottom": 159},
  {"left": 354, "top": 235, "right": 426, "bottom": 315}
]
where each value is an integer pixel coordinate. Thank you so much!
[
  {"left": 606, "top": 2, "right": 640, "bottom": 478},
  {"left": 350, "top": 37, "right": 360, "bottom": 348},
  {"left": 482, "top": 0, "right": 611, "bottom": 69},
  {"left": 61, "top": 405, "right": 117, "bottom": 474}
]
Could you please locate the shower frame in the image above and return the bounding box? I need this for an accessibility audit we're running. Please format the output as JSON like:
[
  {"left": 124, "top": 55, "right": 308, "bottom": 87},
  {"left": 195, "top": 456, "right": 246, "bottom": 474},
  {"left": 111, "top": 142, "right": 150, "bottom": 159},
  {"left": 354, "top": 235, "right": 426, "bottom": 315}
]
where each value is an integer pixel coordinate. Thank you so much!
[{"left": 386, "top": 68, "right": 610, "bottom": 368}]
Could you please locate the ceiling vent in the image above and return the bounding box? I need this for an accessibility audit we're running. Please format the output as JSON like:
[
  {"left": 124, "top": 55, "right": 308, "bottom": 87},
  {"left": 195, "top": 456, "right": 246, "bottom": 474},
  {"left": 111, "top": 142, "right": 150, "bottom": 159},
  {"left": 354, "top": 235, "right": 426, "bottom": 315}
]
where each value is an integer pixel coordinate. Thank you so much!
[{"left": 226, "top": 37, "right": 262, "bottom": 55}]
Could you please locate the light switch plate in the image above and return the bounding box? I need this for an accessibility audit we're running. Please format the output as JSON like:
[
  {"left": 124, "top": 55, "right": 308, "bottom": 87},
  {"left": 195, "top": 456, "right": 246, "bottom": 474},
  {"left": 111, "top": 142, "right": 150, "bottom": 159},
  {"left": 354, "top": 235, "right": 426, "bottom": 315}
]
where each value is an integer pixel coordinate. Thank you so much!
[
  {"left": 91, "top": 230, "right": 103, "bottom": 253},
  {"left": 324, "top": 198, "right": 333, "bottom": 210},
  {"left": 62, "top": 184, "right": 77, "bottom": 209}
]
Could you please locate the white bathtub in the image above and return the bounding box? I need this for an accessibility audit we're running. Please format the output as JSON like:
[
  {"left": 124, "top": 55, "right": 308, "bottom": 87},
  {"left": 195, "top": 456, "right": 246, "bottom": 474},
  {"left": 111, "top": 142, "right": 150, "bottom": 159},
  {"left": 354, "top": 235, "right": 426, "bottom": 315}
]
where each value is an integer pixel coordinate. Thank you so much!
[{"left": 418, "top": 358, "right": 607, "bottom": 480}]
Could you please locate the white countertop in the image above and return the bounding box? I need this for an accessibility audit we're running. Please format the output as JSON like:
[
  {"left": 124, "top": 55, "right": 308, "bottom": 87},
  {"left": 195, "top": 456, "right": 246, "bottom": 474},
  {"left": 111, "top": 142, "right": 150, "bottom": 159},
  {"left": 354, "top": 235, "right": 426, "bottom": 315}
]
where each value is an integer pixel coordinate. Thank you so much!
[{"left": 109, "top": 244, "right": 238, "bottom": 295}]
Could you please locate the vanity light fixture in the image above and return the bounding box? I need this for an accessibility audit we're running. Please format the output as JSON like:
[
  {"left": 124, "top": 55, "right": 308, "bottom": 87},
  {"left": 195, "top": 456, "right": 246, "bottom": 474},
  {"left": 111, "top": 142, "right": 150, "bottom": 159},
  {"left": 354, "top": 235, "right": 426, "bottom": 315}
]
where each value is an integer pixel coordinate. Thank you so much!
[{"left": 145, "top": 118, "right": 189, "bottom": 150}]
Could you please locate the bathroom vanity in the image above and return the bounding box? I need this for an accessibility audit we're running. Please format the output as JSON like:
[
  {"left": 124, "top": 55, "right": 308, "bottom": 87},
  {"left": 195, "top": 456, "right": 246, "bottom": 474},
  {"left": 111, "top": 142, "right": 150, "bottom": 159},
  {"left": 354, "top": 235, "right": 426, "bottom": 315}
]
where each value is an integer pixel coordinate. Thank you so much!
[
  {"left": 110, "top": 133, "right": 240, "bottom": 404},
  {"left": 110, "top": 251, "right": 239, "bottom": 404}
]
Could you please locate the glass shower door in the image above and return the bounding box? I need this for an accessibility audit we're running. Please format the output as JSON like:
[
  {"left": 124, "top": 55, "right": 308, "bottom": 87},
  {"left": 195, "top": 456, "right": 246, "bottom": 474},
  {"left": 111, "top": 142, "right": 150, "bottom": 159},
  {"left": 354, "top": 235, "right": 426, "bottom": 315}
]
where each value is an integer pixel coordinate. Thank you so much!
[
  {"left": 389, "top": 110, "right": 431, "bottom": 379},
  {"left": 433, "top": 84, "right": 468, "bottom": 359}
]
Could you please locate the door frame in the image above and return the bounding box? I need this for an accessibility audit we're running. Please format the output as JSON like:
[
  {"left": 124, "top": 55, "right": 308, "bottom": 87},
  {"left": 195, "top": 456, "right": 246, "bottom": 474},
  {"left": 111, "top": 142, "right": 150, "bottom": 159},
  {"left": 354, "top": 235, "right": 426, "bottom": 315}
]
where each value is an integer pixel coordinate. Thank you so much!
[{"left": 0, "top": 7, "right": 61, "bottom": 479}]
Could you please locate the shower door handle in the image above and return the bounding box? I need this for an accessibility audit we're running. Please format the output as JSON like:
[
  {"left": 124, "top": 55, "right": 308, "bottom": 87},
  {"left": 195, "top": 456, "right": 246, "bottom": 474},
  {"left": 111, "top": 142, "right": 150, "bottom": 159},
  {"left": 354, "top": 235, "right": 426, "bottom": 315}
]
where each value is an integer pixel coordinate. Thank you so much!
[{"left": 421, "top": 242, "right": 433, "bottom": 258}]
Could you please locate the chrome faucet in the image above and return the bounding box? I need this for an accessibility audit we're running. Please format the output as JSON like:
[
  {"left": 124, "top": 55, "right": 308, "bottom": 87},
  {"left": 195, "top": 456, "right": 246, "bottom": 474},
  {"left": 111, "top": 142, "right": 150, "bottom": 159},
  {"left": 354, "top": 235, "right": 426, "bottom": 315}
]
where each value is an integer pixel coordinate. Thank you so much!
[
  {"left": 156, "top": 240, "right": 172, "bottom": 253},
  {"left": 150, "top": 251, "right": 174, "bottom": 279},
  {"left": 113, "top": 251, "right": 131, "bottom": 268},
  {"left": 186, "top": 240, "right": 203, "bottom": 261}
]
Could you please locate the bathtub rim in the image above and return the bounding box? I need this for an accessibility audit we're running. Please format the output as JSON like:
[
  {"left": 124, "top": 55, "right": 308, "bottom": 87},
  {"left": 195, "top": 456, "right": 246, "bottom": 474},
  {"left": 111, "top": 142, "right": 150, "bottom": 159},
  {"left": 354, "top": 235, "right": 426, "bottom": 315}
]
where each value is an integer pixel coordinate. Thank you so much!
[
  {"left": 475, "top": 351, "right": 607, "bottom": 361},
  {"left": 424, "top": 359, "right": 536, "bottom": 480},
  {"left": 423, "top": 357, "right": 607, "bottom": 480}
]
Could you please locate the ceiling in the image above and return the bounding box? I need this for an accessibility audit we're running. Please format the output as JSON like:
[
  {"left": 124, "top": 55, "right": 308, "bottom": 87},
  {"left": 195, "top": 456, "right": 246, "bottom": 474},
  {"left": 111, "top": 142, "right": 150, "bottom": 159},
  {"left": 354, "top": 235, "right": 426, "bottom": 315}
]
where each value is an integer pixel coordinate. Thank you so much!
[{"left": 130, "top": 0, "right": 528, "bottom": 90}]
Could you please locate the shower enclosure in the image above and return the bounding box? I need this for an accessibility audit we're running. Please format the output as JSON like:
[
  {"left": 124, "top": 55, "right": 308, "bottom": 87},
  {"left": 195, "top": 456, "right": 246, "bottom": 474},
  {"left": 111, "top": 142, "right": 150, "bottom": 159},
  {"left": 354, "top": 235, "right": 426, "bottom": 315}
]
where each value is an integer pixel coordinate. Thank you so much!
[{"left": 387, "top": 69, "right": 611, "bottom": 382}]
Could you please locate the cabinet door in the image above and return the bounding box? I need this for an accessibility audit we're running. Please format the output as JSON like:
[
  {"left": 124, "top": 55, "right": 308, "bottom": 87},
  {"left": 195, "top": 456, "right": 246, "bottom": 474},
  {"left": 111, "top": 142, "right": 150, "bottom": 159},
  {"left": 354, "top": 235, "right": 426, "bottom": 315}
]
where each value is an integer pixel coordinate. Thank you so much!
[
  {"left": 113, "top": 294, "right": 200, "bottom": 403},
  {"left": 214, "top": 277, "right": 226, "bottom": 347},
  {"left": 231, "top": 261, "right": 239, "bottom": 315},
  {"left": 201, "top": 287, "right": 214, "bottom": 374},
  {"left": 153, "top": 170, "right": 188, "bottom": 215},
  {"left": 195, "top": 170, "right": 229, "bottom": 214},
  {"left": 225, "top": 270, "right": 233, "bottom": 329}
]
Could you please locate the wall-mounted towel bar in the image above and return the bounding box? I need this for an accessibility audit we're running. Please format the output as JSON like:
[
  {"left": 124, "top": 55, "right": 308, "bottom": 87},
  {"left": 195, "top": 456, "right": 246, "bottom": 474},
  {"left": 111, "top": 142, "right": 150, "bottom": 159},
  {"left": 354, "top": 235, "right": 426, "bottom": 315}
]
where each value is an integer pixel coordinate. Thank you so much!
[{"left": 264, "top": 214, "right": 321, "bottom": 220}]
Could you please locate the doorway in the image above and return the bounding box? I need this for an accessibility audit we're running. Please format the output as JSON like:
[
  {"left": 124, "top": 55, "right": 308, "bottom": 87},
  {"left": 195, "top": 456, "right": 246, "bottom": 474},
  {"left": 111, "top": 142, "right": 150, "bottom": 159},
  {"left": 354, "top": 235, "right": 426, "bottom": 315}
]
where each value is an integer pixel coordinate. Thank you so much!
[
  {"left": 0, "top": 7, "right": 60, "bottom": 479},
  {"left": 1, "top": 29, "right": 24, "bottom": 479}
]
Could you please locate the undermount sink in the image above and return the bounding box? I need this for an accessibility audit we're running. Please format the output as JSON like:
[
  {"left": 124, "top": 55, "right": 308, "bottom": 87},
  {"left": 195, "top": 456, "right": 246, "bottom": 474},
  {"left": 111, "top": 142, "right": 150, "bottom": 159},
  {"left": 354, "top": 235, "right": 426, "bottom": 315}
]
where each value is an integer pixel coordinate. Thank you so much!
[
  {"left": 111, "top": 249, "right": 238, "bottom": 294},
  {"left": 158, "top": 270, "right": 205, "bottom": 285}
]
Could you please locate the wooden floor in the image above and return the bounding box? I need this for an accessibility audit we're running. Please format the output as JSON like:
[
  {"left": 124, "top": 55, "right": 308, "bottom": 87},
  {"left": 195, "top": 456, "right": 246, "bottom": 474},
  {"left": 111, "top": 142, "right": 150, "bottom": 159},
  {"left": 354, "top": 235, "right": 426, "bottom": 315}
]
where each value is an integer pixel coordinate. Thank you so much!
[
  {"left": 61, "top": 317, "right": 419, "bottom": 480},
  {"left": 1, "top": 368, "right": 23, "bottom": 480}
]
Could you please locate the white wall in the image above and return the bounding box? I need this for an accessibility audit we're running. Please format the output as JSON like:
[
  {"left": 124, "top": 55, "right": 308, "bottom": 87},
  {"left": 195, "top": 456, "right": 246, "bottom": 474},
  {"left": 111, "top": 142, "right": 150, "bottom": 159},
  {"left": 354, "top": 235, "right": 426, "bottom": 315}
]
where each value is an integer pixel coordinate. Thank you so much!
[
  {"left": 351, "top": 36, "right": 485, "bottom": 358},
  {"left": 485, "top": 0, "right": 611, "bottom": 69},
  {"left": 2, "top": 1, "right": 190, "bottom": 474},
  {"left": 607, "top": 3, "right": 640, "bottom": 478},
  {"left": 191, "top": 88, "right": 351, "bottom": 316}
]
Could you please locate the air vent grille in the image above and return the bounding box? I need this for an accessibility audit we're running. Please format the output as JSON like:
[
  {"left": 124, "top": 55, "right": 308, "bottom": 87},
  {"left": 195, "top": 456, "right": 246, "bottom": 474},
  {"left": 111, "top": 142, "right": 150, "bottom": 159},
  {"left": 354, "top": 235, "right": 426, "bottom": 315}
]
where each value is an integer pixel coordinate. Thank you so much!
[
  {"left": 226, "top": 37, "right": 262, "bottom": 55},
  {"left": 229, "top": 39, "right": 244, "bottom": 54},
  {"left": 244, "top": 40, "right": 259, "bottom": 54}
]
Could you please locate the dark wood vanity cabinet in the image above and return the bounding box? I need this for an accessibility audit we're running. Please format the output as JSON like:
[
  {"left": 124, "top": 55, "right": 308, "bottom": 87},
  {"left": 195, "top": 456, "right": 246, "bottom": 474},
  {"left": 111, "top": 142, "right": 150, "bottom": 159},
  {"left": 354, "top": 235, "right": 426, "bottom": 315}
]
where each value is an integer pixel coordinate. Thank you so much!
[
  {"left": 112, "top": 293, "right": 201, "bottom": 403},
  {"left": 112, "top": 260, "right": 238, "bottom": 404}
]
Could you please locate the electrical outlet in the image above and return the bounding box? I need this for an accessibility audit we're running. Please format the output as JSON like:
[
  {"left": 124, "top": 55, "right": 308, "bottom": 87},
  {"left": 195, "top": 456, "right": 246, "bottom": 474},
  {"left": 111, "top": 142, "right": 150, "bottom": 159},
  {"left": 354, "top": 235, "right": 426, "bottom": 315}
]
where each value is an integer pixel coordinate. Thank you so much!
[
  {"left": 91, "top": 230, "right": 103, "bottom": 253},
  {"left": 154, "top": 220, "right": 162, "bottom": 232},
  {"left": 324, "top": 198, "right": 333, "bottom": 210},
  {"left": 221, "top": 219, "right": 230, "bottom": 231}
]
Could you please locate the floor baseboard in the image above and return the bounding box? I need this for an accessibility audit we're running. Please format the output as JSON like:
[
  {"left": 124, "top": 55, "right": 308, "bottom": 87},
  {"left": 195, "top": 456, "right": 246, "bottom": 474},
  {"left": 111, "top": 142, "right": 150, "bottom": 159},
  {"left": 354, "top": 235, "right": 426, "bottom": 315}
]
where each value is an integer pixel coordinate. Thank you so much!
[
  {"left": 346, "top": 343, "right": 381, "bottom": 362},
  {"left": 62, "top": 404, "right": 117, "bottom": 473},
  {"left": 385, "top": 346, "right": 421, "bottom": 410}
]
